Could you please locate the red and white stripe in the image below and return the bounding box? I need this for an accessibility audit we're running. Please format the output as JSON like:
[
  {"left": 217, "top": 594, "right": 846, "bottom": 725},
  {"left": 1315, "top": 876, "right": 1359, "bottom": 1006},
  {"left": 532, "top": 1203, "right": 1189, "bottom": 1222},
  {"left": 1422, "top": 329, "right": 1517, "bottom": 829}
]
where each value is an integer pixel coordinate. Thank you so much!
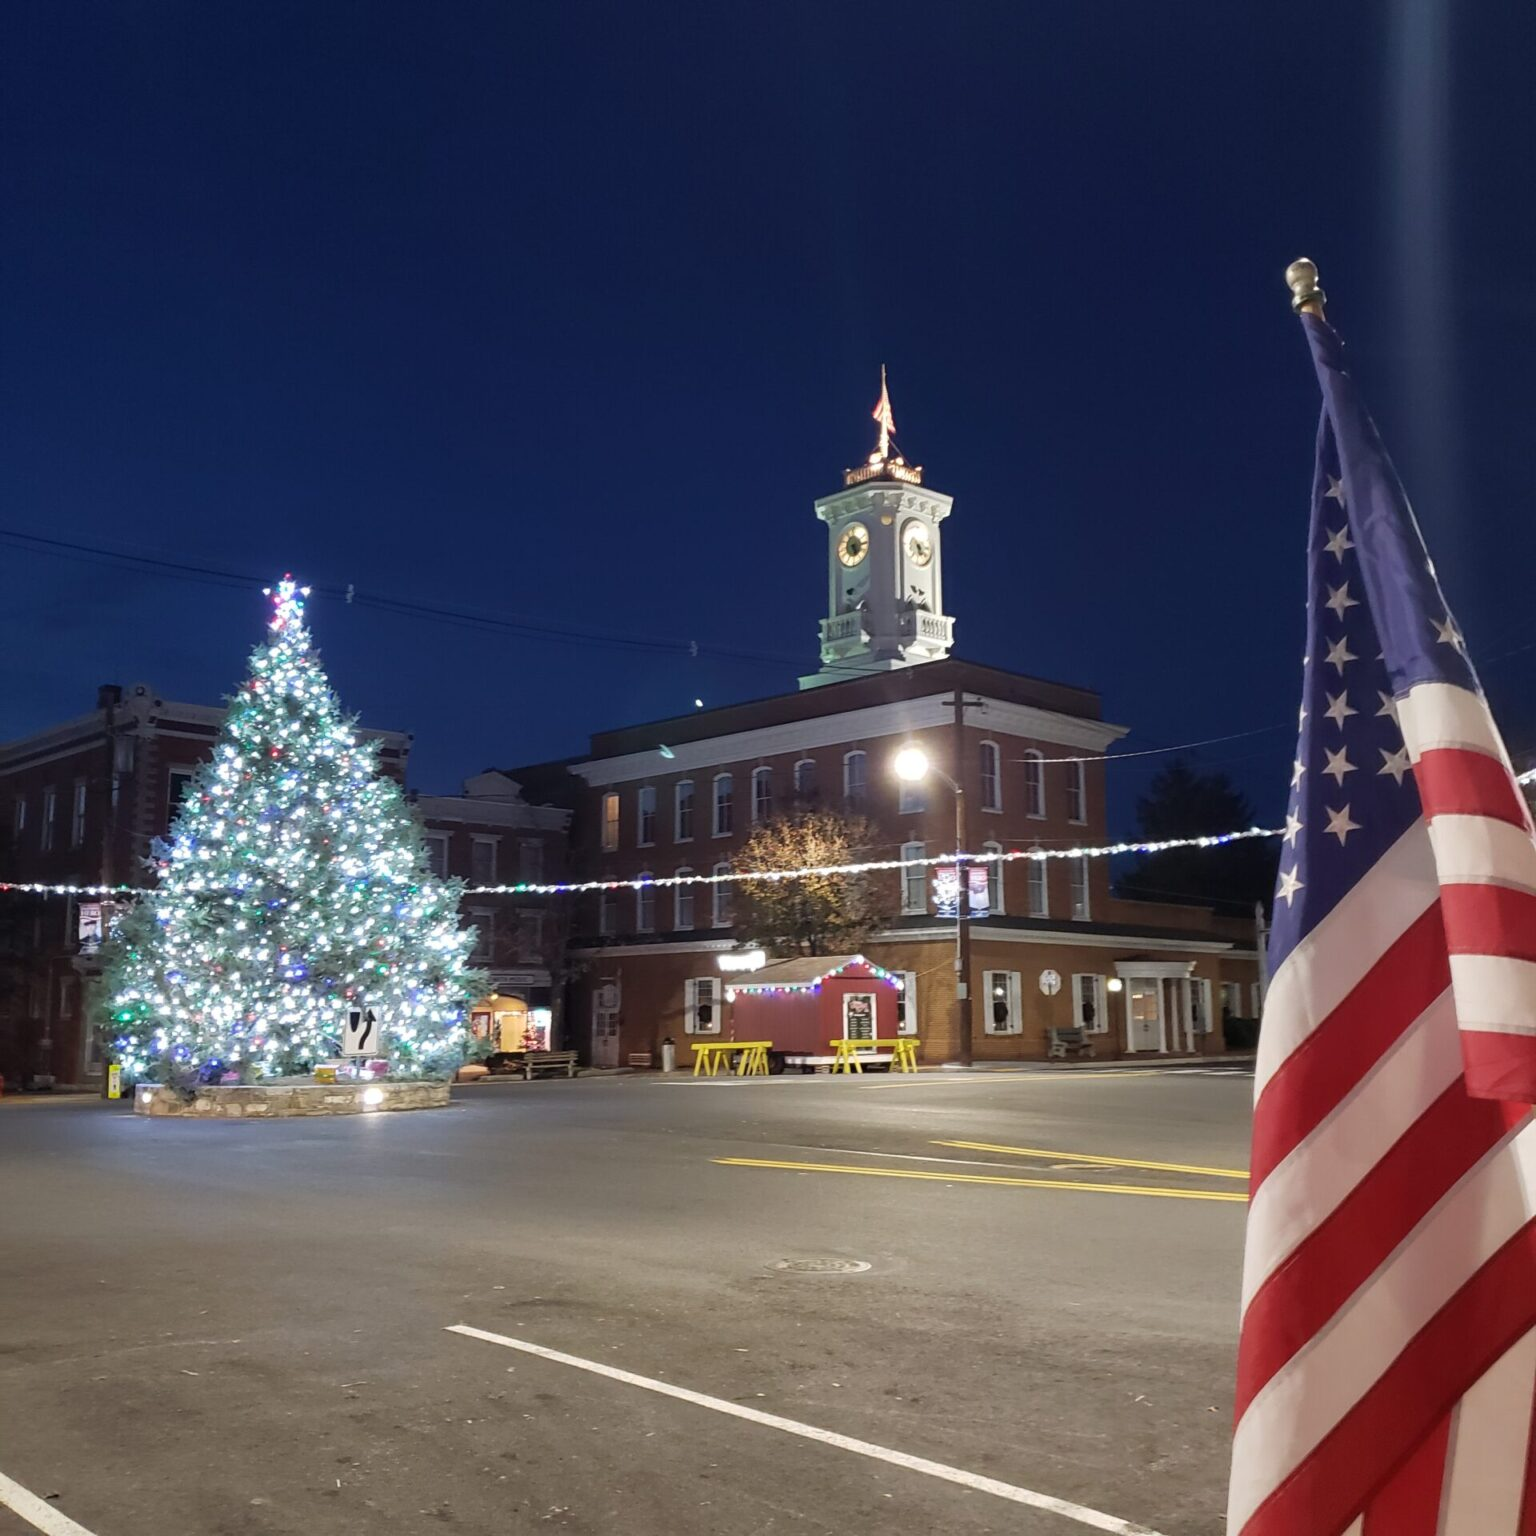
[{"left": 1230, "top": 679, "right": 1536, "bottom": 1534}]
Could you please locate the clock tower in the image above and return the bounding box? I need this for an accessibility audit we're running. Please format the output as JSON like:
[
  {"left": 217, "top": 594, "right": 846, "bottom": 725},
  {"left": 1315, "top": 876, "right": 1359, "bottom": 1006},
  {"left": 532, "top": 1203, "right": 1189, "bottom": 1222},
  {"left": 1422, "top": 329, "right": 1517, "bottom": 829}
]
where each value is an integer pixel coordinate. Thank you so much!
[{"left": 800, "top": 369, "right": 956, "bottom": 690}]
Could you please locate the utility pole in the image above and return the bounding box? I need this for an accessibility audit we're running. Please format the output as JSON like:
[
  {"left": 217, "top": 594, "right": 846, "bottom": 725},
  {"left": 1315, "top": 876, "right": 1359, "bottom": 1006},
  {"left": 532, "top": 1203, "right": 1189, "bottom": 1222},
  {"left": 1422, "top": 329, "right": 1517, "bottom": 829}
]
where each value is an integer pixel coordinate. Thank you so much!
[{"left": 942, "top": 688, "right": 981, "bottom": 1066}]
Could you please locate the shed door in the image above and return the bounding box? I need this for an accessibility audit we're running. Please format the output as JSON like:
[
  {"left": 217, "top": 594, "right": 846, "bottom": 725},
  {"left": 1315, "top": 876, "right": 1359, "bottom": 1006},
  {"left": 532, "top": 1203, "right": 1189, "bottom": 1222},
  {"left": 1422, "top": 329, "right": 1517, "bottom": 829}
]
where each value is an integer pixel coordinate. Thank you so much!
[{"left": 843, "top": 992, "right": 876, "bottom": 1040}]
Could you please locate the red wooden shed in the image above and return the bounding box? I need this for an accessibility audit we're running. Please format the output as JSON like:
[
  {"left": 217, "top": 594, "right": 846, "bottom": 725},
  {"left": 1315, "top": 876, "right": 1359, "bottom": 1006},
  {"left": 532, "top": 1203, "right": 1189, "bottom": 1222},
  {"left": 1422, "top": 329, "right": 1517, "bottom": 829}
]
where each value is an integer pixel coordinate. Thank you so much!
[{"left": 726, "top": 955, "right": 904, "bottom": 1061}]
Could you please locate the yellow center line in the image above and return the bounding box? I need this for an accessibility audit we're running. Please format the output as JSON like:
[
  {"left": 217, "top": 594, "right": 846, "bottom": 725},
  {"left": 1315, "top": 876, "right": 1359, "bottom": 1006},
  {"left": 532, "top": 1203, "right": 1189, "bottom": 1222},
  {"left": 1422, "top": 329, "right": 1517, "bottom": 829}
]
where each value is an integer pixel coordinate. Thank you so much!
[
  {"left": 935, "top": 1140, "right": 1250, "bottom": 1181},
  {"left": 714, "top": 1156, "right": 1249, "bottom": 1202}
]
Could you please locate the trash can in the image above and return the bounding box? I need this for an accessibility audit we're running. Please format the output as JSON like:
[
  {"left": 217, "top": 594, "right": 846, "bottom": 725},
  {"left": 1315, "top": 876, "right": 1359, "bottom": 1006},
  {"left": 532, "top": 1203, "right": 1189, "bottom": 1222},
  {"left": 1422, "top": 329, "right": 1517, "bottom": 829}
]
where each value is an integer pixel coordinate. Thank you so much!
[{"left": 660, "top": 1037, "right": 676, "bottom": 1074}]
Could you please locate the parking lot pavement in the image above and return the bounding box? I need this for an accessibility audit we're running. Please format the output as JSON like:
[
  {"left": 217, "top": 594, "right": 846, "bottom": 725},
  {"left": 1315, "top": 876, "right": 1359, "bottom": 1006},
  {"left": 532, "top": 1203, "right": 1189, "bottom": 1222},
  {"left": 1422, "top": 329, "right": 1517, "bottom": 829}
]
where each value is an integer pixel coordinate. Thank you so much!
[{"left": 0, "top": 1071, "right": 1252, "bottom": 1536}]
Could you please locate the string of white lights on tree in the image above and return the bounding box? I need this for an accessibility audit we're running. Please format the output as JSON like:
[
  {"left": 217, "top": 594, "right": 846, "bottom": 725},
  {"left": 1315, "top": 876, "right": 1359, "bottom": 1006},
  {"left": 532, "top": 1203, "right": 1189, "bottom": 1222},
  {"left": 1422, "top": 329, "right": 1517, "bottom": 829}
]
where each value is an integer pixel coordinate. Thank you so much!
[
  {"left": 102, "top": 578, "right": 482, "bottom": 1084},
  {"left": 2, "top": 825, "right": 1281, "bottom": 901}
]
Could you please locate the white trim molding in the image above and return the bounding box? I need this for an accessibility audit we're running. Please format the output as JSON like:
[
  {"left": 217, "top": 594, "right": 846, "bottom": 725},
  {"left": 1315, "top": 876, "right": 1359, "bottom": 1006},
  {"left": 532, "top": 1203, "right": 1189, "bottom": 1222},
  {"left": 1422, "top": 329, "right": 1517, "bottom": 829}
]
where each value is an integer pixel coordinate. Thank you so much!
[{"left": 568, "top": 692, "right": 1128, "bottom": 787}]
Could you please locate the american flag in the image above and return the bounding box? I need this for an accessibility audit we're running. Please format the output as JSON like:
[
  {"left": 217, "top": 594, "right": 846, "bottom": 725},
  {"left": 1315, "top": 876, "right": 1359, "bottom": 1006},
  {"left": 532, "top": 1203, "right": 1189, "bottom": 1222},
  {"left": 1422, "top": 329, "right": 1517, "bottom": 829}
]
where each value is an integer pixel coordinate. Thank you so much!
[{"left": 1228, "top": 309, "right": 1536, "bottom": 1533}]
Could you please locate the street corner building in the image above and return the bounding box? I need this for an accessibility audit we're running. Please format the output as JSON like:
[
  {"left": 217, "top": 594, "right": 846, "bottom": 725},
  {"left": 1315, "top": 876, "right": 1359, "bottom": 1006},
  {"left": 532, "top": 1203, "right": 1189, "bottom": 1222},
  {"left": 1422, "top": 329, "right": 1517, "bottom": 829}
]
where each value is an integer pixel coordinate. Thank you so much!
[{"left": 507, "top": 390, "right": 1264, "bottom": 1071}]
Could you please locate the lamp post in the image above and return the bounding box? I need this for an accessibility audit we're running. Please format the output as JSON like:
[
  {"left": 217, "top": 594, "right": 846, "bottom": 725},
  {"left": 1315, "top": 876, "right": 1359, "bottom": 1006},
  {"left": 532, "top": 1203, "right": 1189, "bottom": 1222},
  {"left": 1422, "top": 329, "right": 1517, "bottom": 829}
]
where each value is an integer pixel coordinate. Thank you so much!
[{"left": 893, "top": 744, "right": 973, "bottom": 1066}]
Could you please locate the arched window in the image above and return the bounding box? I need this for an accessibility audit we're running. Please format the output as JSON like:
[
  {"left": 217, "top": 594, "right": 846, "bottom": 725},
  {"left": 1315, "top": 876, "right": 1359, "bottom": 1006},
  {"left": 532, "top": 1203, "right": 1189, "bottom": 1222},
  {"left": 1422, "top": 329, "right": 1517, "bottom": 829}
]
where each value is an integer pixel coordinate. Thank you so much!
[
  {"left": 901, "top": 841, "right": 927, "bottom": 914},
  {"left": 1067, "top": 760, "right": 1087, "bottom": 824},
  {"left": 983, "top": 840, "right": 1004, "bottom": 915},
  {"left": 1022, "top": 750, "right": 1045, "bottom": 818},
  {"left": 1069, "top": 854, "right": 1091, "bottom": 919},
  {"left": 674, "top": 868, "right": 694, "bottom": 930},
  {"left": 712, "top": 773, "right": 733, "bottom": 837},
  {"left": 712, "top": 861, "right": 733, "bottom": 927},
  {"left": 1026, "top": 849, "right": 1048, "bottom": 917},
  {"left": 979, "top": 741, "right": 1001, "bottom": 812},
  {"left": 751, "top": 766, "right": 773, "bottom": 824},
  {"left": 793, "top": 757, "right": 818, "bottom": 801},
  {"left": 843, "top": 750, "right": 867, "bottom": 811},
  {"left": 635, "top": 874, "right": 655, "bottom": 933}
]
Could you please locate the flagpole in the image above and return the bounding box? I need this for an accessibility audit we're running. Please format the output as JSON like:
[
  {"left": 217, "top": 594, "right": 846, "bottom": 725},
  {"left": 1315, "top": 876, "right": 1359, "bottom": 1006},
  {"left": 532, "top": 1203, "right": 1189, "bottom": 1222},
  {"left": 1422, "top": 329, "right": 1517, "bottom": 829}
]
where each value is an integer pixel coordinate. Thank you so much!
[{"left": 1285, "top": 258, "right": 1326, "bottom": 319}]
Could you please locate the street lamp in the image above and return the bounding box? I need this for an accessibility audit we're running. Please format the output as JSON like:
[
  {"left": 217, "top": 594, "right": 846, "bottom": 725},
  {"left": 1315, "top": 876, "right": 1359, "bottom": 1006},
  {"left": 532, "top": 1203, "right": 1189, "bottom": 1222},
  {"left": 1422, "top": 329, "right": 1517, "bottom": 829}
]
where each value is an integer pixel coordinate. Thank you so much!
[{"left": 893, "top": 744, "right": 974, "bottom": 1066}]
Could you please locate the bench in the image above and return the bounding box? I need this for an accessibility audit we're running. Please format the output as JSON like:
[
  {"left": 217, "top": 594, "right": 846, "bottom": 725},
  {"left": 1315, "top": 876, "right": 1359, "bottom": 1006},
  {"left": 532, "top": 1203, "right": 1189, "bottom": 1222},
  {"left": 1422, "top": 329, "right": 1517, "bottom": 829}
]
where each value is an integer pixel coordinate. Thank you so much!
[
  {"left": 1046, "top": 1028, "right": 1095, "bottom": 1061},
  {"left": 829, "top": 1038, "right": 920, "bottom": 1074},
  {"left": 487, "top": 1049, "right": 579, "bottom": 1080}
]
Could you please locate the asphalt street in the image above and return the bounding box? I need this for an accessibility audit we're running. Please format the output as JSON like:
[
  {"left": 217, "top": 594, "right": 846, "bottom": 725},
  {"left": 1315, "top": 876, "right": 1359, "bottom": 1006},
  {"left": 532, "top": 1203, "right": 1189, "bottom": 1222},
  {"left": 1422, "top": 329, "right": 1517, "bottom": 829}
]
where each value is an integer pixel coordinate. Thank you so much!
[{"left": 0, "top": 1067, "right": 1254, "bottom": 1536}]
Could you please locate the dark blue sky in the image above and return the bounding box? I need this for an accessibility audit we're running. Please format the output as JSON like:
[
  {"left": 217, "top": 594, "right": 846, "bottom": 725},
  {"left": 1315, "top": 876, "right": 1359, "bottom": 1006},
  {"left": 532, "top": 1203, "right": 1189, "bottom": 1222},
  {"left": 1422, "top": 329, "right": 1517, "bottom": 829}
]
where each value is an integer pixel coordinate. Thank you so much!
[{"left": 4, "top": 2, "right": 1534, "bottom": 830}]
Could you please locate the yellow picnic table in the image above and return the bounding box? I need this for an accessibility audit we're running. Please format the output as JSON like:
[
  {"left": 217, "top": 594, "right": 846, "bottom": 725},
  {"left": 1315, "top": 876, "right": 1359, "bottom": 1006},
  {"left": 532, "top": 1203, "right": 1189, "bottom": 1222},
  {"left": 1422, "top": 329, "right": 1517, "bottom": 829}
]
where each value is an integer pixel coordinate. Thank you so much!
[
  {"left": 692, "top": 1040, "right": 773, "bottom": 1077},
  {"left": 829, "top": 1037, "right": 920, "bottom": 1074}
]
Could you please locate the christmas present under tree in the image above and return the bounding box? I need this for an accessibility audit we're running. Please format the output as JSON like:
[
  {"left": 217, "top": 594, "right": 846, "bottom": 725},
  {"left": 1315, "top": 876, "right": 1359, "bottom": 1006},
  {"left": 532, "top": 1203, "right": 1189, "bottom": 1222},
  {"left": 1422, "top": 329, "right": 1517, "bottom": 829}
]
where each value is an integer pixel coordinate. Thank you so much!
[{"left": 105, "top": 578, "right": 482, "bottom": 1083}]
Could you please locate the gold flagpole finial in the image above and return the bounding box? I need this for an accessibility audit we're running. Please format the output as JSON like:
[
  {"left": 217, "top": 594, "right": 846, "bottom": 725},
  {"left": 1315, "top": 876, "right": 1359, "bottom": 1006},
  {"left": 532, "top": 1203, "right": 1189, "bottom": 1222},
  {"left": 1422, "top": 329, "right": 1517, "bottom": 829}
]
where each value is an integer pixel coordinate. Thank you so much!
[
  {"left": 872, "top": 364, "right": 896, "bottom": 461},
  {"left": 1285, "top": 258, "right": 1327, "bottom": 317}
]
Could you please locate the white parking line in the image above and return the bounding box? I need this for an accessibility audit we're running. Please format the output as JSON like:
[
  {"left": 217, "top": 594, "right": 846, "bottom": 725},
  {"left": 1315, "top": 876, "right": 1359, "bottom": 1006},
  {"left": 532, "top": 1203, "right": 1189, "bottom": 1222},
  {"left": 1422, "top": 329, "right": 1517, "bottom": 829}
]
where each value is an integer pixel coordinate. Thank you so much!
[
  {"left": 0, "top": 1470, "right": 101, "bottom": 1535},
  {"left": 447, "top": 1324, "right": 1167, "bottom": 1536}
]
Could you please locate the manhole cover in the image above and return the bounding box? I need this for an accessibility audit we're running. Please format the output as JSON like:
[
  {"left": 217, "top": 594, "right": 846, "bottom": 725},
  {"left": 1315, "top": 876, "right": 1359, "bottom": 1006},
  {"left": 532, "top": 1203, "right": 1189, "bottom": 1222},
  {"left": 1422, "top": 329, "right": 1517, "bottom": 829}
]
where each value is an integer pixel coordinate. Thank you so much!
[{"left": 770, "top": 1258, "right": 872, "bottom": 1275}]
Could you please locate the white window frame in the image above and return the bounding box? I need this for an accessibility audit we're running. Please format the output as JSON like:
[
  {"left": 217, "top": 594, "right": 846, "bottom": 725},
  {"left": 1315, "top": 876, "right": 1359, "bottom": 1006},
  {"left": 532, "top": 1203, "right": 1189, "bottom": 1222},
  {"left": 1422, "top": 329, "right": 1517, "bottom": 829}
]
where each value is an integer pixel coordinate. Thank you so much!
[
  {"left": 635, "top": 873, "right": 656, "bottom": 934},
  {"left": 751, "top": 766, "right": 772, "bottom": 825},
  {"left": 1068, "top": 854, "right": 1091, "bottom": 921},
  {"left": 1221, "top": 980, "right": 1244, "bottom": 1020},
  {"left": 520, "top": 909, "right": 546, "bottom": 959},
  {"left": 675, "top": 780, "right": 695, "bottom": 843},
  {"left": 900, "top": 841, "right": 927, "bottom": 914},
  {"left": 684, "top": 976, "right": 722, "bottom": 1035},
  {"left": 71, "top": 780, "right": 87, "bottom": 849},
  {"left": 1072, "top": 973, "right": 1109, "bottom": 1034},
  {"left": 674, "top": 868, "right": 694, "bottom": 931},
  {"left": 598, "top": 890, "right": 616, "bottom": 937},
  {"left": 1067, "top": 760, "right": 1087, "bottom": 824},
  {"left": 167, "top": 768, "right": 194, "bottom": 815},
  {"left": 468, "top": 906, "right": 495, "bottom": 961},
  {"left": 898, "top": 777, "right": 926, "bottom": 814},
  {"left": 637, "top": 785, "right": 657, "bottom": 847},
  {"left": 712, "top": 774, "right": 733, "bottom": 838},
  {"left": 470, "top": 836, "right": 498, "bottom": 885},
  {"left": 895, "top": 971, "right": 918, "bottom": 1036},
  {"left": 1190, "top": 976, "right": 1213, "bottom": 1035},
  {"left": 57, "top": 974, "right": 75, "bottom": 1020},
  {"left": 983, "top": 970, "right": 1023, "bottom": 1035},
  {"left": 979, "top": 740, "right": 1002, "bottom": 812},
  {"left": 41, "top": 786, "right": 56, "bottom": 853},
  {"left": 601, "top": 792, "right": 620, "bottom": 852},
  {"left": 519, "top": 839, "right": 544, "bottom": 883},
  {"left": 712, "top": 861, "right": 732, "bottom": 928},
  {"left": 1026, "top": 851, "right": 1048, "bottom": 917},
  {"left": 425, "top": 831, "right": 450, "bottom": 879},
  {"left": 982, "top": 841, "right": 1004, "bottom": 914},
  {"left": 793, "top": 757, "right": 817, "bottom": 800},
  {"left": 843, "top": 750, "right": 868, "bottom": 810},
  {"left": 1022, "top": 750, "right": 1045, "bottom": 819}
]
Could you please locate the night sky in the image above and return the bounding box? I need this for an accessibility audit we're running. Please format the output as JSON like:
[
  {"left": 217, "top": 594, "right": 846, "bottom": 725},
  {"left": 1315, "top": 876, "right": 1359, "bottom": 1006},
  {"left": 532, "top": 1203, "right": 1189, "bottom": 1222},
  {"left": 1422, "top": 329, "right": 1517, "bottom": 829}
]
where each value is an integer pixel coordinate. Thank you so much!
[{"left": 4, "top": 3, "right": 1534, "bottom": 833}]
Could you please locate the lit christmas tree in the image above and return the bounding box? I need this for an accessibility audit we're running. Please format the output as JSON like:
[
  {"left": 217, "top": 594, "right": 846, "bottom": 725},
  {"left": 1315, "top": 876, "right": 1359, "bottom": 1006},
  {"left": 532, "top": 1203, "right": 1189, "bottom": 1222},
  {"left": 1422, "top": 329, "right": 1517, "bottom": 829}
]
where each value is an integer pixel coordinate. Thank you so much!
[{"left": 105, "top": 578, "right": 481, "bottom": 1083}]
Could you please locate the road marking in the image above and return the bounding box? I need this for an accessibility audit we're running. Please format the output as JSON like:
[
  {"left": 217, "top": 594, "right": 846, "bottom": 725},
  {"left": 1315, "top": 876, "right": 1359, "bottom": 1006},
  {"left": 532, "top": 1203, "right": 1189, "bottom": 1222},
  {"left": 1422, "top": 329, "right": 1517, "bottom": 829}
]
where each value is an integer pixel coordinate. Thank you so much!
[
  {"left": 713, "top": 1156, "right": 1248, "bottom": 1202},
  {"left": 447, "top": 1324, "right": 1168, "bottom": 1535},
  {"left": 935, "top": 1140, "right": 1250, "bottom": 1181},
  {"left": 0, "top": 1470, "right": 102, "bottom": 1535}
]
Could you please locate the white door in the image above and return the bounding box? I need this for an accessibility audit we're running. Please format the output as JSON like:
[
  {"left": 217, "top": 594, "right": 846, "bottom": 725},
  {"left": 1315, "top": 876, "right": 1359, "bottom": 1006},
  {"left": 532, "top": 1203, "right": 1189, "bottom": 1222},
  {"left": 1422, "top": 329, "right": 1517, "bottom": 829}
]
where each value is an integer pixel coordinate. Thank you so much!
[
  {"left": 1126, "top": 979, "right": 1163, "bottom": 1053},
  {"left": 591, "top": 1002, "right": 621, "bottom": 1068}
]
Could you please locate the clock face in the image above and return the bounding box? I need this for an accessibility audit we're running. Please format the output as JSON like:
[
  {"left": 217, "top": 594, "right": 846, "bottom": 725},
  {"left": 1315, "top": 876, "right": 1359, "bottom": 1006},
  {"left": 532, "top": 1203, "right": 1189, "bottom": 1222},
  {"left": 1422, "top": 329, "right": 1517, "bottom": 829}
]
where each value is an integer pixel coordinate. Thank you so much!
[
  {"left": 902, "top": 521, "right": 933, "bottom": 568},
  {"left": 836, "top": 523, "right": 870, "bottom": 567}
]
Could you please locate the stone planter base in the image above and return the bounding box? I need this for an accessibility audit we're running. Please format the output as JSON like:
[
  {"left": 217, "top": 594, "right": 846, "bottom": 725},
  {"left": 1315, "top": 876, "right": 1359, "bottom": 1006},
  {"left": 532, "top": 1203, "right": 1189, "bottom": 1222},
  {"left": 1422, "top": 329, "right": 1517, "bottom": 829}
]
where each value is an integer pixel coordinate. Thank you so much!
[{"left": 133, "top": 1079, "right": 452, "bottom": 1118}]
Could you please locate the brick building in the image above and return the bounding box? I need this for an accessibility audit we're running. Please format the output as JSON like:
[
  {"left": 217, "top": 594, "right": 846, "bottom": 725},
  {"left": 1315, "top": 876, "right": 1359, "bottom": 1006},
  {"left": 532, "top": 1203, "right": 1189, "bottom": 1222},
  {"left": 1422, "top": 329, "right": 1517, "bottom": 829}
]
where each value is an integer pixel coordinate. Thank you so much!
[
  {"left": 512, "top": 394, "right": 1262, "bottom": 1068},
  {"left": 0, "top": 687, "right": 567, "bottom": 1087}
]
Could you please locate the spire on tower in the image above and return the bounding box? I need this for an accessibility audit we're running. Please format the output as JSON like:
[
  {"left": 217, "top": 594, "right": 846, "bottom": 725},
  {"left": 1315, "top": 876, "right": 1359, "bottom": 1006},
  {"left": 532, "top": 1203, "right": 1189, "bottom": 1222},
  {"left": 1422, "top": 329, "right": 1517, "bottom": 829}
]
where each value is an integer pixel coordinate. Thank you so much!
[
  {"left": 844, "top": 365, "right": 922, "bottom": 486},
  {"left": 872, "top": 364, "right": 896, "bottom": 461}
]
